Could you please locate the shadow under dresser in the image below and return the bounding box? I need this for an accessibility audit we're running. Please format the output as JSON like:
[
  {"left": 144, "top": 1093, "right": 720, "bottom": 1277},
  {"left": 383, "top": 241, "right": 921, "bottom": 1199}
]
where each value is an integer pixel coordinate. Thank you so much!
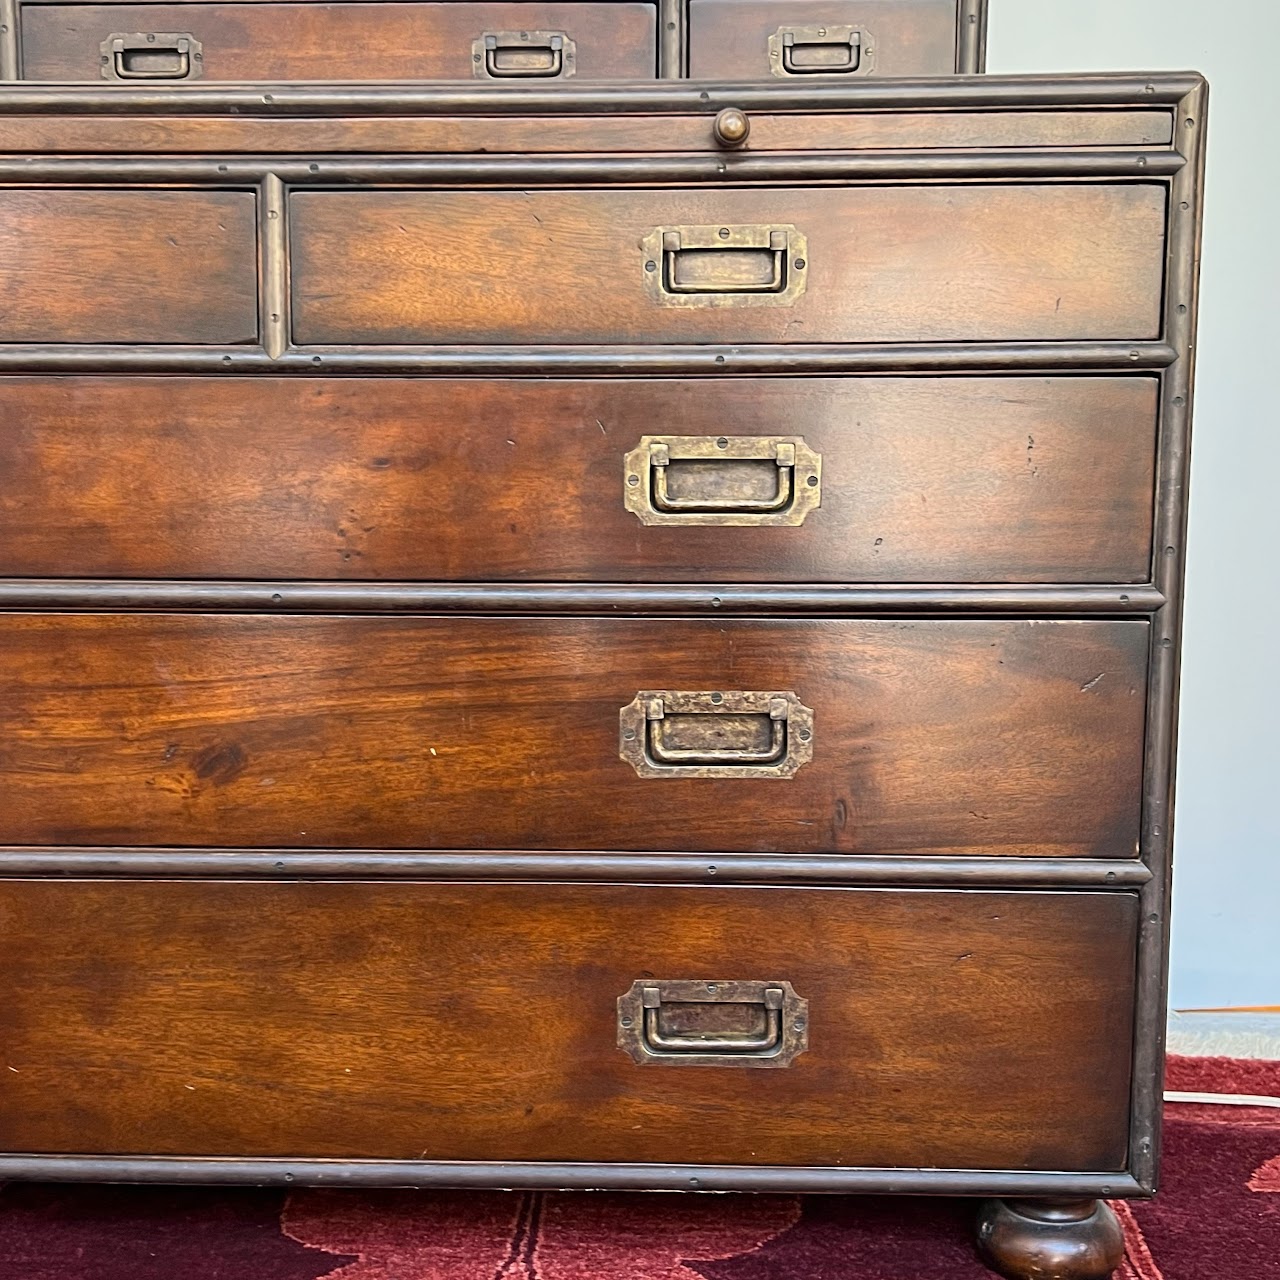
[{"left": 0, "top": 71, "right": 1204, "bottom": 1280}]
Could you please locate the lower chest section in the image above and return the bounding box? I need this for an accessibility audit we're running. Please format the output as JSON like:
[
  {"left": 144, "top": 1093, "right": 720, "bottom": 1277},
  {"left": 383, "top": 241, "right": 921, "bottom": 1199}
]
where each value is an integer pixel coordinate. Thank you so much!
[{"left": 0, "top": 878, "right": 1136, "bottom": 1173}]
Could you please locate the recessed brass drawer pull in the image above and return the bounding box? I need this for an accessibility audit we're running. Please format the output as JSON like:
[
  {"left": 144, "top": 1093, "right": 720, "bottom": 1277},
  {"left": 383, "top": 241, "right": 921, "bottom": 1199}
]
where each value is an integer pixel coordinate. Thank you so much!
[
  {"left": 619, "top": 690, "right": 814, "bottom": 779},
  {"left": 473, "top": 31, "right": 576, "bottom": 79},
  {"left": 624, "top": 434, "right": 822, "bottom": 527},
  {"left": 642, "top": 225, "right": 808, "bottom": 307},
  {"left": 100, "top": 33, "right": 202, "bottom": 80},
  {"left": 768, "top": 25, "right": 875, "bottom": 78},
  {"left": 617, "top": 979, "right": 809, "bottom": 1067}
]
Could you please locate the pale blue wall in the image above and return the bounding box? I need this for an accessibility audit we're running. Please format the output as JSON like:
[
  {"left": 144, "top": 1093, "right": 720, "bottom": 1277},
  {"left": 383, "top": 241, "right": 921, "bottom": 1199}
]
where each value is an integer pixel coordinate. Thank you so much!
[{"left": 987, "top": 1, "right": 1280, "bottom": 1008}]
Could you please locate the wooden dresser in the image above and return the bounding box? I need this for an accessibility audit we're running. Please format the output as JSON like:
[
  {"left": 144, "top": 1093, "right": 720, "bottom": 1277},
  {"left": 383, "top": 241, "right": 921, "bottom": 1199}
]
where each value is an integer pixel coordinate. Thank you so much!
[
  {"left": 0, "top": 71, "right": 1203, "bottom": 1280},
  {"left": 1, "top": 0, "right": 988, "bottom": 81}
]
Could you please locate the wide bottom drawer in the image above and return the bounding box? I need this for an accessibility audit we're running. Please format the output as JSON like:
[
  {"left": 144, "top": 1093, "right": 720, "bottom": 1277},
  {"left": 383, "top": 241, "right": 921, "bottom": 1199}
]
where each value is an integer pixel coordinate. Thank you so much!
[{"left": 0, "top": 880, "right": 1136, "bottom": 1171}]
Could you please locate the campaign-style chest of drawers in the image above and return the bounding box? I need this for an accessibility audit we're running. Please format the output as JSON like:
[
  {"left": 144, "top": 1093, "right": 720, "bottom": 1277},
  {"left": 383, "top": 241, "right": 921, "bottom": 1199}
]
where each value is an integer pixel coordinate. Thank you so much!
[
  {"left": 0, "top": 73, "right": 1204, "bottom": 1280},
  {"left": 1, "top": 0, "right": 988, "bottom": 82}
]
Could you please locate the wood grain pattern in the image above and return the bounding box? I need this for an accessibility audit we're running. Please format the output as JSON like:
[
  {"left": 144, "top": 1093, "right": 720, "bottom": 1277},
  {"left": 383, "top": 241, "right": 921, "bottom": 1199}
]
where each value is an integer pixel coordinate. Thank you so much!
[
  {"left": 689, "top": 0, "right": 962, "bottom": 79},
  {"left": 0, "top": 189, "right": 257, "bottom": 344},
  {"left": 0, "top": 376, "right": 1158, "bottom": 583},
  {"left": 290, "top": 185, "right": 1168, "bottom": 345},
  {"left": 0, "top": 615, "right": 1147, "bottom": 854},
  {"left": 20, "top": 2, "right": 658, "bottom": 81},
  {"left": 0, "top": 879, "right": 1137, "bottom": 1169},
  {"left": 0, "top": 110, "right": 1176, "bottom": 155}
]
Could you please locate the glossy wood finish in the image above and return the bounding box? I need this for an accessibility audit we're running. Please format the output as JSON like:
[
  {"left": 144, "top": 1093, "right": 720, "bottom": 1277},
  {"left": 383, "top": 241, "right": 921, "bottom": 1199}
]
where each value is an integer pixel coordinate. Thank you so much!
[
  {"left": 976, "top": 1199, "right": 1126, "bottom": 1280},
  {"left": 0, "top": 189, "right": 257, "bottom": 344},
  {"left": 689, "top": 0, "right": 965, "bottom": 79},
  {"left": 0, "top": 880, "right": 1137, "bottom": 1169},
  {"left": 290, "top": 185, "right": 1167, "bottom": 346},
  {"left": 20, "top": 2, "right": 658, "bottom": 81},
  {"left": 0, "top": 71, "right": 1204, "bottom": 112},
  {"left": 0, "top": 615, "right": 1147, "bottom": 854},
  {"left": 0, "top": 74, "right": 1207, "bottom": 1202},
  {"left": 0, "top": 108, "right": 1177, "bottom": 154},
  {"left": 0, "top": 376, "right": 1157, "bottom": 583}
]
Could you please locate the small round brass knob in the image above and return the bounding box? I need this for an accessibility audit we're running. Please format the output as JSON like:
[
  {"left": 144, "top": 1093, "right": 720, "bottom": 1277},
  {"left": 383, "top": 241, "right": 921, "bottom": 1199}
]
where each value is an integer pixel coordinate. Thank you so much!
[{"left": 713, "top": 107, "right": 751, "bottom": 148}]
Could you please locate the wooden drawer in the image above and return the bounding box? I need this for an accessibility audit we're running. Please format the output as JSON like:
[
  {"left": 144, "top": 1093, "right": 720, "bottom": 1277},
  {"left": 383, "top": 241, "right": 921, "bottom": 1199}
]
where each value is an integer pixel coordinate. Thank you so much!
[
  {"left": 290, "top": 185, "right": 1167, "bottom": 346},
  {"left": 0, "top": 376, "right": 1158, "bottom": 584},
  {"left": 689, "top": 0, "right": 978, "bottom": 79},
  {"left": 0, "top": 879, "right": 1135, "bottom": 1170},
  {"left": 18, "top": 2, "right": 657, "bottom": 82},
  {"left": 0, "top": 615, "right": 1147, "bottom": 855},
  {"left": 0, "top": 109, "right": 1174, "bottom": 156},
  {"left": 0, "top": 189, "right": 258, "bottom": 345}
]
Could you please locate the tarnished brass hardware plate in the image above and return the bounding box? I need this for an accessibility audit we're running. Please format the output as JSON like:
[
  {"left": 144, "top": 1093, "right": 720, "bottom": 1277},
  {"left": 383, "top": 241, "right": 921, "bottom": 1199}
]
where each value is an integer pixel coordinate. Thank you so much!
[
  {"left": 619, "top": 691, "right": 814, "bottom": 779},
  {"left": 617, "top": 979, "right": 809, "bottom": 1067},
  {"left": 641, "top": 225, "right": 808, "bottom": 307},
  {"left": 101, "top": 33, "right": 203, "bottom": 80},
  {"left": 767, "top": 25, "right": 875, "bottom": 78},
  {"left": 473, "top": 31, "right": 576, "bottom": 78},
  {"left": 623, "top": 435, "right": 822, "bottom": 527}
]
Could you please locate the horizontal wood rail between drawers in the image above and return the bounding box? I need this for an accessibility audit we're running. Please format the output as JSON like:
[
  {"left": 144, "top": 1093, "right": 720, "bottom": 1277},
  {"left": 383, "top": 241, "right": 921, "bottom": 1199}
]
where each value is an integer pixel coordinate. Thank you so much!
[
  {"left": 0, "top": 582, "right": 1166, "bottom": 614},
  {"left": 0, "top": 852, "right": 1154, "bottom": 887},
  {"left": 0, "top": 341, "right": 1180, "bottom": 374},
  {"left": 0, "top": 151, "right": 1183, "bottom": 182},
  {"left": 0, "top": 1156, "right": 1148, "bottom": 1196},
  {"left": 0, "top": 73, "right": 1203, "bottom": 114}
]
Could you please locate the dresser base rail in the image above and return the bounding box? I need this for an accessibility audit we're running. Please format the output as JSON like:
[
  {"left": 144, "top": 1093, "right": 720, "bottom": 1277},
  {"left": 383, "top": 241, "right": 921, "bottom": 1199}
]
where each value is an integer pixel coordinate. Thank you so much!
[{"left": 0, "top": 1156, "right": 1149, "bottom": 1197}]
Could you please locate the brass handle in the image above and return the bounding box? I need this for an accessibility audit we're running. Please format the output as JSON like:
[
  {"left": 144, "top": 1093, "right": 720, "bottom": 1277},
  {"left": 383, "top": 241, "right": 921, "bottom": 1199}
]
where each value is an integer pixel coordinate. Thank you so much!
[
  {"left": 644, "top": 987, "right": 783, "bottom": 1053},
  {"left": 101, "top": 33, "right": 202, "bottom": 80},
  {"left": 617, "top": 980, "right": 809, "bottom": 1068},
  {"left": 713, "top": 107, "right": 751, "bottom": 147},
  {"left": 768, "top": 25, "right": 874, "bottom": 77},
  {"left": 623, "top": 435, "right": 822, "bottom": 527},
  {"left": 474, "top": 31, "right": 575, "bottom": 78},
  {"left": 649, "top": 706, "right": 787, "bottom": 767},
  {"left": 652, "top": 440, "right": 793, "bottom": 514},
  {"left": 642, "top": 225, "right": 807, "bottom": 308},
  {"left": 664, "top": 228, "right": 785, "bottom": 294},
  {"left": 619, "top": 691, "right": 814, "bottom": 779}
]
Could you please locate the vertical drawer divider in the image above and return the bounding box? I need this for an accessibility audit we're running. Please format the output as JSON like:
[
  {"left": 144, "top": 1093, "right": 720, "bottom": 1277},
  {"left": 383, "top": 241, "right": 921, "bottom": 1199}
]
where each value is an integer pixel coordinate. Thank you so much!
[{"left": 259, "top": 173, "right": 289, "bottom": 360}]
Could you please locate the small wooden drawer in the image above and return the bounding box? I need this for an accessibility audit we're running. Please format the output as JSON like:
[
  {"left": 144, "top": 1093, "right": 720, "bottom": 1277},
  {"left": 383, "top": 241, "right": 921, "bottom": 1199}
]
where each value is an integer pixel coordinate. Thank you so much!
[
  {"left": 18, "top": 2, "right": 658, "bottom": 82},
  {"left": 688, "top": 0, "right": 979, "bottom": 79},
  {"left": 0, "top": 109, "right": 1175, "bottom": 156},
  {"left": 0, "top": 615, "right": 1147, "bottom": 855},
  {"left": 0, "top": 879, "right": 1135, "bottom": 1171},
  {"left": 0, "top": 189, "right": 258, "bottom": 345},
  {"left": 0, "top": 376, "right": 1158, "bottom": 584},
  {"left": 290, "top": 185, "right": 1167, "bottom": 346}
]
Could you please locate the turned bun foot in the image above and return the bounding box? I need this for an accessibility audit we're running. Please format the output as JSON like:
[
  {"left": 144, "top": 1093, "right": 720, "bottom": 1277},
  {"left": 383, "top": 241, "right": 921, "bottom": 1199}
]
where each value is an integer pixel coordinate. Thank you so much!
[{"left": 975, "top": 1198, "right": 1125, "bottom": 1280}]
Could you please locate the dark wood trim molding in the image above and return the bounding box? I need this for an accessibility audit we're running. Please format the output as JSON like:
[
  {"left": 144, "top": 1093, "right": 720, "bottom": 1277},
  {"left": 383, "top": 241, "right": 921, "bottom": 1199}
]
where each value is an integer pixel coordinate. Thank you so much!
[
  {"left": 0, "top": 342, "right": 1180, "bottom": 375},
  {"left": 0, "top": 151, "right": 1183, "bottom": 183},
  {"left": 658, "top": 0, "right": 685, "bottom": 78},
  {"left": 1127, "top": 80, "right": 1208, "bottom": 1197},
  {"left": 0, "top": 852, "right": 1153, "bottom": 887},
  {"left": 0, "top": 0, "right": 19, "bottom": 80},
  {"left": 0, "top": 72, "right": 1203, "bottom": 115},
  {"left": 0, "top": 1155, "right": 1147, "bottom": 1197},
  {"left": 957, "top": 0, "right": 988, "bottom": 74},
  {"left": 0, "top": 582, "right": 1165, "bottom": 615}
]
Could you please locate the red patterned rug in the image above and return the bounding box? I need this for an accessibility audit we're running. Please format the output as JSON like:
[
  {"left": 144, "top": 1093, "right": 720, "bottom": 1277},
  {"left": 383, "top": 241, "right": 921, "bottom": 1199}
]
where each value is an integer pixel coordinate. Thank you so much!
[{"left": 1, "top": 1056, "right": 1277, "bottom": 1279}]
